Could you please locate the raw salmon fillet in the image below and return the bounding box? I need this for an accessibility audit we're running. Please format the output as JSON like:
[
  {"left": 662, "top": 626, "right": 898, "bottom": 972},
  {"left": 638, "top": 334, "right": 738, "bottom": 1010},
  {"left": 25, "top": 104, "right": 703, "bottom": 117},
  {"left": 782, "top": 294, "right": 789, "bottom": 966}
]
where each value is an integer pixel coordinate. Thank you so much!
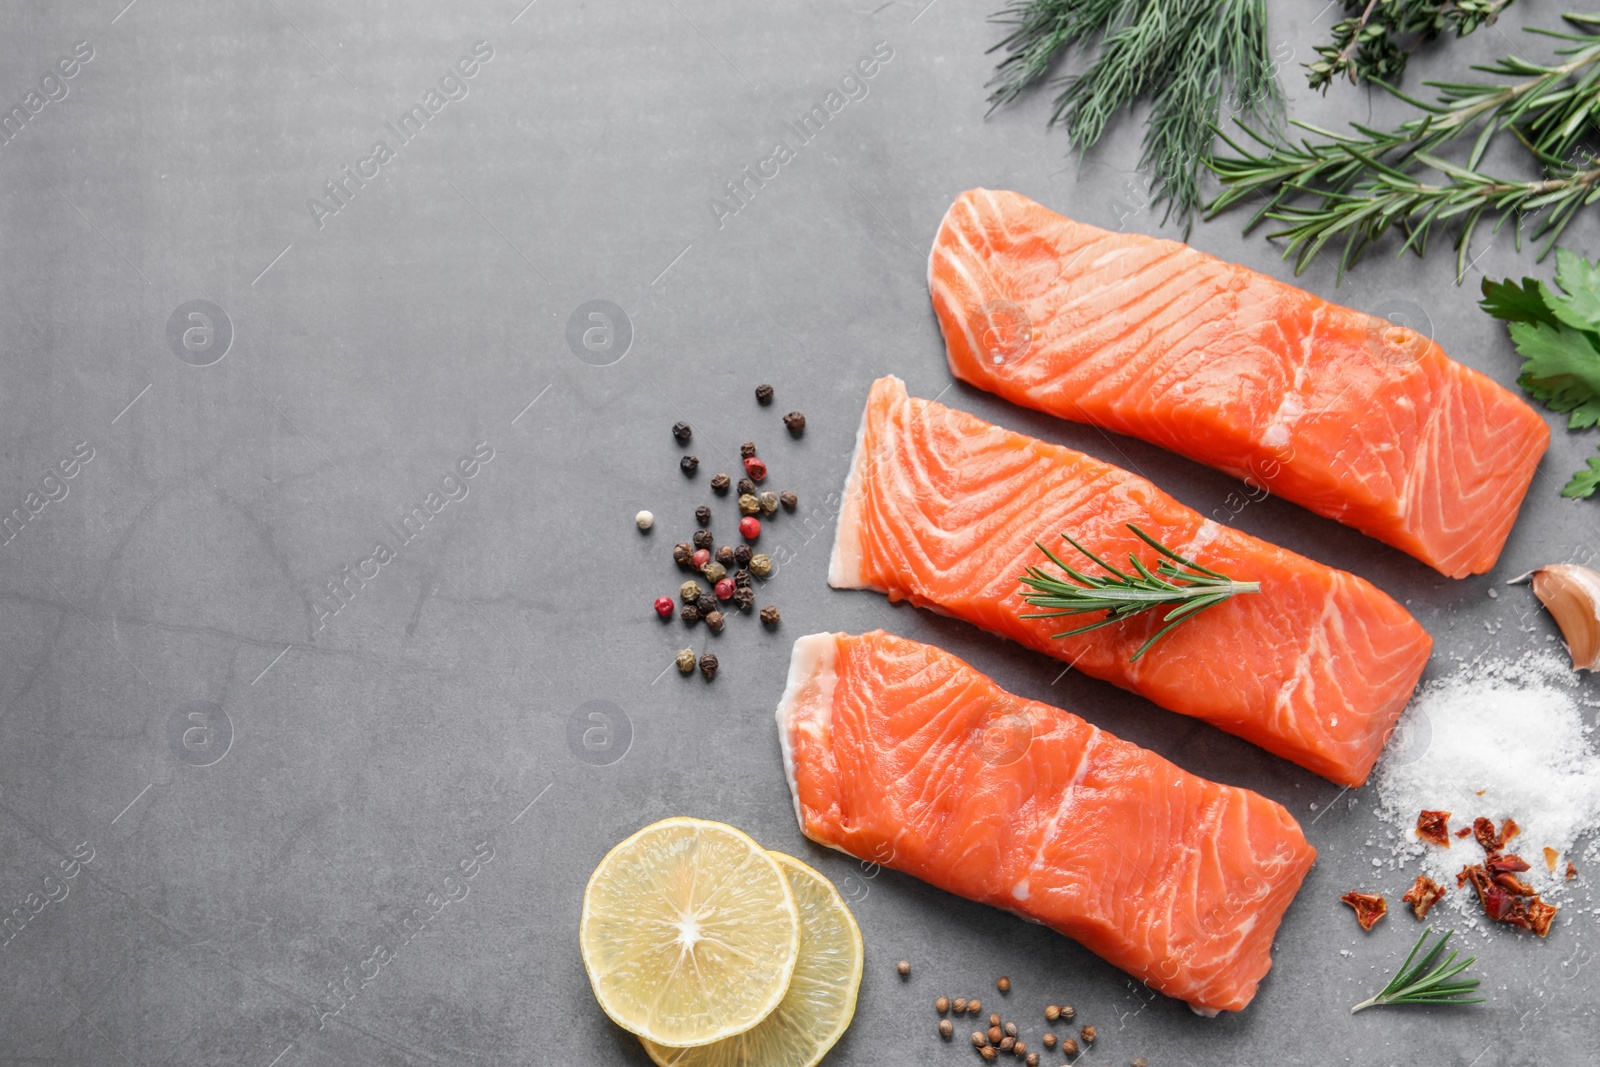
[
  {"left": 830, "top": 376, "right": 1432, "bottom": 787},
  {"left": 776, "top": 630, "right": 1317, "bottom": 1015},
  {"left": 929, "top": 188, "right": 1549, "bottom": 578}
]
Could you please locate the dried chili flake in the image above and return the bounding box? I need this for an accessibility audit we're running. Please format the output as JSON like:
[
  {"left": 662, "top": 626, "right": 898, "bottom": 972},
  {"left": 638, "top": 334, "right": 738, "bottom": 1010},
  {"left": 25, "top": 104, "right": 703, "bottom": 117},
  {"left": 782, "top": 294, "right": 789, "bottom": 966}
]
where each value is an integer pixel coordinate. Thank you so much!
[
  {"left": 1544, "top": 847, "right": 1560, "bottom": 872},
  {"left": 1472, "top": 816, "right": 1503, "bottom": 852},
  {"left": 1454, "top": 826, "right": 1473, "bottom": 838},
  {"left": 1494, "top": 871, "right": 1536, "bottom": 896},
  {"left": 1340, "top": 891, "right": 1387, "bottom": 931},
  {"left": 1566, "top": 861, "right": 1578, "bottom": 881},
  {"left": 1529, "top": 899, "right": 1558, "bottom": 937},
  {"left": 1499, "top": 817, "right": 1520, "bottom": 846},
  {"left": 1460, "top": 856, "right": 1560, "bottom": 936},
  {"left": 1486, "top": 852, "right": 1530, "bottom": 875},
  {"left": 1401, "top": 875, "right": 1446, "bottom": 920},
  {"left": 1415, "top": 809, "right": 1452, "bottom": 847}
]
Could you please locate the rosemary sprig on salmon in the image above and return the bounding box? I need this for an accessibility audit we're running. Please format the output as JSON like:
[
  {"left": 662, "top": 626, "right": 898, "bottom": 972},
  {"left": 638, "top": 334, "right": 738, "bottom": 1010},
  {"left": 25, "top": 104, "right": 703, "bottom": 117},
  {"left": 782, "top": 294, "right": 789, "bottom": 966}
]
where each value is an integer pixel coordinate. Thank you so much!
[{"left": 1019, "top": 524, "right": 1260, "bottom": 661}]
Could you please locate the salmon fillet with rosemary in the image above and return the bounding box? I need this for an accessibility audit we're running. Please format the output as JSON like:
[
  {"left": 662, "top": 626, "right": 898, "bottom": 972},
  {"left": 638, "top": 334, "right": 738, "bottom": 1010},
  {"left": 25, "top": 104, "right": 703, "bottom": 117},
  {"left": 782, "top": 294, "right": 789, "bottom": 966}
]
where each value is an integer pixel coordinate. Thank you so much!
[
  {"left": 929, "top": 188, "right": 1549, "bottom": 578},
  {"left": 829, "top": 376, "right": 1432, "bottom": 787},
  {"left": 776, "top": 629, "right": 1317, "bottom": 1015}
]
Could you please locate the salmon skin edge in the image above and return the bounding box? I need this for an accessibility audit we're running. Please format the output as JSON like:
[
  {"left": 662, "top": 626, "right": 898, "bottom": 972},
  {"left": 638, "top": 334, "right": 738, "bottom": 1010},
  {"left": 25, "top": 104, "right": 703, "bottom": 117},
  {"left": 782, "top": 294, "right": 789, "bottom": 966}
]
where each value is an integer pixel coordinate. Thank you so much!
[{"left": 774, "top": 629, "right": 1319, "bottom": 1016}]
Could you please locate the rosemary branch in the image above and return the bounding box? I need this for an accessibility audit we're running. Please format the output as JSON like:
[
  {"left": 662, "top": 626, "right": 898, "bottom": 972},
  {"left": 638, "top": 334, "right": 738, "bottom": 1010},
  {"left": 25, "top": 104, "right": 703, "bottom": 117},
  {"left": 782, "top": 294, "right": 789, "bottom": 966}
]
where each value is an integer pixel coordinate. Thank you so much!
[
  {"left": 1351, "top": 928, "right": 1485, "bottom": 1013},
  {"left": 1018, "top": 524, "right": 1260, "bottom": 661}
]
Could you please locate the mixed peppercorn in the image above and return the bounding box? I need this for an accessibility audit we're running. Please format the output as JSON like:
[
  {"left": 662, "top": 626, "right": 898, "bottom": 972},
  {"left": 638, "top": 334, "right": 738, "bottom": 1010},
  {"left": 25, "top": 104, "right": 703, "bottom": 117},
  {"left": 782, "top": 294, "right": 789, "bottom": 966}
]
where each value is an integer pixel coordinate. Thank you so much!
[{"left": 645, "top": 385, "right": 807, "bottom": 680}]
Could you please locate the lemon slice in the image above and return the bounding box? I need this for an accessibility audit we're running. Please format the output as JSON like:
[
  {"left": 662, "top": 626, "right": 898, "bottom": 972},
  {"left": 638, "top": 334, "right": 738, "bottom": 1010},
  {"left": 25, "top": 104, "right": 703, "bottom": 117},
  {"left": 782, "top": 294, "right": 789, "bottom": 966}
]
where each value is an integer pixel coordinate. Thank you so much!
[
  {"left": 639, "top": 852, "right": 864, "bottom": 1067},
  {"left": 580, "top": 818, "right": 801, "bottom": 1047}
]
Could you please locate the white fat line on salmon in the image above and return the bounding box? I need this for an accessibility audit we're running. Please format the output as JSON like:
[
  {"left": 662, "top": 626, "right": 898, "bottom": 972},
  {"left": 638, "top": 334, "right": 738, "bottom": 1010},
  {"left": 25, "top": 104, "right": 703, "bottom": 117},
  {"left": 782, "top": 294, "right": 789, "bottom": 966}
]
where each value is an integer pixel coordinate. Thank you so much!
[{"left": 706, "top": 42, "right": 894, "bottom": 231}]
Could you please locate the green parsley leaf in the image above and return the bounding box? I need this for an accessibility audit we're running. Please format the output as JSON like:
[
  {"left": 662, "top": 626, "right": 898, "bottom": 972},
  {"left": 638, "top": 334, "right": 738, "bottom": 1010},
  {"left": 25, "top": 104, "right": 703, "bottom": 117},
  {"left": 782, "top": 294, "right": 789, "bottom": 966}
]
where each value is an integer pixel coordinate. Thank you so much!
[
  {"left": 1551, "top": 248, "right": 1600, "bottom": 334},
  {"left": 1509, "top": 320, "right": 1600, "bottom": 429},
  {"left": 1479, "top": 276, "right": 1559, "bottom": 329},
  {"left": 1562, "top": 454, "right": 1600, "bottom": 500}
]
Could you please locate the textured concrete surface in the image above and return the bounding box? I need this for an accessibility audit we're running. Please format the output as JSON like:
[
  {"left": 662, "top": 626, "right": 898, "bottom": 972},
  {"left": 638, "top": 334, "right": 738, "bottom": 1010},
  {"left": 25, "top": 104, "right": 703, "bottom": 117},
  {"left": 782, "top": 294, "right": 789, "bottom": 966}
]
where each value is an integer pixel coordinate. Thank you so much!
[{"left": 0, "top": 1, "right": 1595, "bottom": 1065}]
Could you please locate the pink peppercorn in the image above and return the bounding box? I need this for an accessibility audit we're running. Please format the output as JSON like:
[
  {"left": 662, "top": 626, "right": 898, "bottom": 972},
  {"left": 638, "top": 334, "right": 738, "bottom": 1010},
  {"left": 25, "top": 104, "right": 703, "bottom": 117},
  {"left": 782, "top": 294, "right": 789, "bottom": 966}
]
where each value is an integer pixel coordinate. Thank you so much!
[
  {"left": 714, "top": 578, "right": 735, "bottom": 601},
  {"left": 743, "top": 457, "right": 767, "bottom": 482},
  {"left": 692, "top": 548, "right": 711, "bottom": 569},
  {"left": 739, "top": 516, "right": 761, "bottom": 541},
  {"left": 653, "top": 596, "right": 674, "bottom": 619}
]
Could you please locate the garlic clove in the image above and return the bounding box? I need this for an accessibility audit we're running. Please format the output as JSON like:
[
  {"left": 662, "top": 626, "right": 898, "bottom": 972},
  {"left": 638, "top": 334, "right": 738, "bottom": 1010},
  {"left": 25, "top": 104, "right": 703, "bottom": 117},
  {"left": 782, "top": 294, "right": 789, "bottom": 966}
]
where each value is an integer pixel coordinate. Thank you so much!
[{"left": 1527, "top": 564, "right": 1600, "bottom": 671}]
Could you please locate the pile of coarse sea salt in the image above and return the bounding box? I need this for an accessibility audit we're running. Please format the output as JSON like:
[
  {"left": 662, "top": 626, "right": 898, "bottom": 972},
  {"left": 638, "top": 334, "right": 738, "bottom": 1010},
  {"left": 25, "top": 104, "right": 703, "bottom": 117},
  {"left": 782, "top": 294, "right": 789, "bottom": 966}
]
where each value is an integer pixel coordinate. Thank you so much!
[{"left": 1374, "top": 650, "right": 1600, "bottom": 924}]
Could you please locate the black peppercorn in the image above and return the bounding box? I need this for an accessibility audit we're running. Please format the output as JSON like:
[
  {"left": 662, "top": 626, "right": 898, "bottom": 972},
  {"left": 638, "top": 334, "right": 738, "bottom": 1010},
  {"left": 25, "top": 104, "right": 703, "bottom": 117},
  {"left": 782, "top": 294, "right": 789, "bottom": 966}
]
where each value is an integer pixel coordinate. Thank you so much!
[
  {"left": 704, "top": 610, "right": 725, "bottom": 633},
  {"left": 715, "top": 545, "right": 735, "bottom": 567},
  {"left": 740, "top": 441, "right": 757, "bottom": 459},
  {"left": 737, "top": 477, "right": 755, "bottom": 496},
  {"left": 710, "top": 472, "right": 730, "bottom": 494},
  {"left": 783, "top": 412, "right": 805, "bottom": 436},
  {"left": 756, "top": 383, "right": 774, "bottom": 405},
  {"left": 760, "top": 605, "right": 780, "bottom": 626},
  {"left": 692, "top": 529, "right": 713, "bottom": 550},
  {"left": 695, "top": 505, "right": 711, "bottom": 527},
  {"left": 696, "top": 593, "right": 717, "bottom": 615},
  {"left": 733, "top": 586, "right": 755, "bottom": 611},
  {"left": 733, "top": 568, "right": 752, "bottom": 588},
  {"left": 699, "top": 653, "right": 718, "bottom": 680},
  {"left": 780, "top": 490, "right": 797, "bottom": 511},
  {"left": 680, "top": 455, "right": 699, "bottom": 475},
  {"left": 680, "top": 603, "right": 700, "bottom": 625},
  {"left": 673, "top": 542, "right": 694, "bottom": 568},
  {"left": 672, "top": 421, "right": 692, "bottom": 442},
  {"left": 733, "top": 544, "right": 752, "bottom": 567}
]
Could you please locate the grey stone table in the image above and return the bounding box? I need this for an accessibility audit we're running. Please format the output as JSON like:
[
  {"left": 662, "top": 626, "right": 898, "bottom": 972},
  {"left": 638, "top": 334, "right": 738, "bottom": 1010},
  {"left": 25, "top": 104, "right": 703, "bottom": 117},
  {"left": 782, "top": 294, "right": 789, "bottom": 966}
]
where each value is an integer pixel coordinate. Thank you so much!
[{"left": 1, "top": 2, "right": 1594, "bottom": 1065}]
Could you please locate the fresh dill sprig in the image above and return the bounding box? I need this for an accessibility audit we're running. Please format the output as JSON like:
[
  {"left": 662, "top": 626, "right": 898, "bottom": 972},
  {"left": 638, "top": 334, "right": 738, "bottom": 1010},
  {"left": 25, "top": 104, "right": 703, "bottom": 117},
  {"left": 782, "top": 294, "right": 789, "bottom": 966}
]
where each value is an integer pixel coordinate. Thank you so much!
[
  {"left": 986, "top": 0, "right": 1282, "bottom": 233},
  {"left": 1207, "top": 13, "right": 1600, "bottom": 281},
  {"left": 1351, "top": 928, "right": 1485, "bottom": 1013},
  {"left": 1309, "top": 0, "right": 1517, "bottom": 91},
  {"left": 1018, "top": 524, "right": 1260, "bottom": 661}
]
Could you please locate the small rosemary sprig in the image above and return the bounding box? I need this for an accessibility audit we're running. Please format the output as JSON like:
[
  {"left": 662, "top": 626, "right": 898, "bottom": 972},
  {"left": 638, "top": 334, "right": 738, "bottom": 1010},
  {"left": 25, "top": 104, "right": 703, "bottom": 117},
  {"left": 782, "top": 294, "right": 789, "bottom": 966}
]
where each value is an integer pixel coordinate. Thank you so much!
[
  {"left": 1351, "top": 928, "right": 1485, "bottom": 1013},
  {"left": 1018, "top": 524, "right": 1260, "bottom": 661}
]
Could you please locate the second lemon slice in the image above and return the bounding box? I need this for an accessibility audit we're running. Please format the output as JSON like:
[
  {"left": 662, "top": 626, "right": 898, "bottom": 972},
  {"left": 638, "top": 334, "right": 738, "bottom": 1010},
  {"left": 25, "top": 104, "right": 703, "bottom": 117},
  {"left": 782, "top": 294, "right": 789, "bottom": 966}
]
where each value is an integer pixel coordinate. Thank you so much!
[
  {"left": 640, "top": 851, "right": 865, "bottom": 1067},
  {"left": 580, "top": 818, "right": 800, "bottom": 1047}
]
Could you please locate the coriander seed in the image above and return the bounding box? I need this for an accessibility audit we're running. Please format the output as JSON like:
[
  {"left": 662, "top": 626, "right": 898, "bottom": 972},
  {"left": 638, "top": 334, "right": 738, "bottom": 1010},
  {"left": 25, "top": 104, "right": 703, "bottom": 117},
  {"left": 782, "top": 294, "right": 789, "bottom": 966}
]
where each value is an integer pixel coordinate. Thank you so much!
[
  {"left": 675, "top": 649, "right": 696, "bottom": 673},
  {"left": 897, "top": 960, "right": 911, "bottom": 977},
  {"left": 1132, "top": 1060, "right": 1148, "bottom": 1067},
  {"left": 704, "top": 610, "right": 724, "bottom": 633},
  {"left": 1060, "top": 1005, "right": 1075, "bottom": 1020},
  {"left": 738, "top": 493, "right": 761, "bottom": 516},
  {"left": 672, "top": 421, "right": 692, "bottom": 442},
  {"left": 999, "top": 1036, "right": 1014, "bottom": 1052},
  {"left": 758, "top": 491, "right": 778, "bottom": 515},
  {"left": 673, "top": 542, "right": 694, "bottom": 568},
  {"left": 953, "top": 998, "right": 968, "bottom": 1015},
  {"left": 695, "top": 592, "right": 717, "bottom": 615},
  {"left": 1060, "top": 1039, "right": 1078, "bottom": 1056},
  {"left": 710, "top": 472, "right": 730, "bottom": 494},
  {"left": 1042, "top": 1034, "right": 1057, "bottom": 1051},
  {"left": 740, "top": 441, "right": 757, "bottom": 459},
  {"left": 1080, "top": 1025, "right": 1096, "bottom": 1044},
  {"left": 780, "top": 490, "right": 797, "bottom": 511},
  {"left": 635, "top": 510, "right": 654, "bottom": 530},
  {"left": 680, "top": 580, "right": 702, "bottom": 602},
  {"left": 1003, "top": 1022, "right": 1017, "bottom": 1037},
  {"left": 783, "top": 411, "right": 806, "bottom": 435},
  {"left": 760, "top": 605, "right": 780, "bottom": 626},
  {"left": 989, "top": 1014, "right": 1000, "bottom": 1028},
  {"left": 980, "top": 1047, "right": 997, "bottom": 1062},
  {"left": 698, "top": 653, "right": 717, "bottom": 680},
  {"left": 733, "top": 544, "right": 752, "bottom": 567},
  {"left": 997, "top": 977, "right": 1011, "bottom": 994},
  {"left": 680, "top": 603, "right": 700, "bottom": 625},
  {"left": 756, "top": 383, "right": 774, "bottom": 405},
  {"left": 988, "top": 1027, "right": 1002, "bottom": 1045},
  {"left": 970, "top": 1032, "right": 986, "bottom": 1049},
  {"left": 1044, "top": 1006, "right": 1060, "bottom": 1022},
  {"left": 967, "top": 999, "right": 981, "bottom": 1015},
  {"left": 1026, "top": 1055, "right": 1039, "bottom": 1067},
  {"left": 737, "top": 477, "right": 756, "bottom": 496},
  {"left": 1012, "top": 1040, "right": 1025, "bottom": 1057},
  {"left": 695, "top": 505, "right": 711, "bottom": 527},
  {"left": 939, "top": 1019, "right": 954, "bottom": 1039},
  {"left": 680, "top": 455, "right": 698, "bottom": 475},
  {"left": 936, "top": 997, "right": 950, "bottom": 1014},
  {"left": 748, "top": 553, "right": 772, "bottom": 578},
  {"left": 700, "top": 562, "right": 726, "bottom": 585}
]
